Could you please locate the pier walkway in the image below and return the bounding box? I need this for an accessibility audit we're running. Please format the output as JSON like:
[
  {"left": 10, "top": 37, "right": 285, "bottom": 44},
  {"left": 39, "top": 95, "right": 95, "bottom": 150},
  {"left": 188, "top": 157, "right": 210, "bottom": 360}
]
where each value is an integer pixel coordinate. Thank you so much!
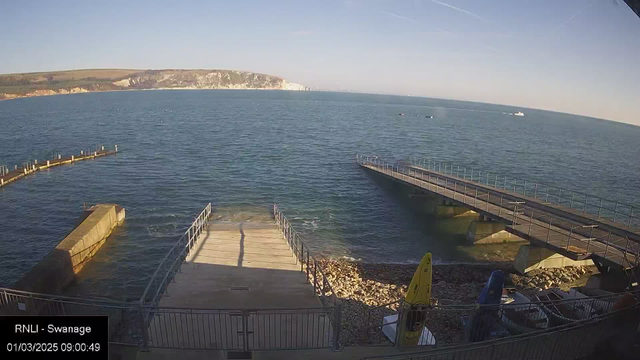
[
  {"left": 357, "top": 155, "right": 640, "bottom": 271},
  {"left": 142, "top": 205, "right": 338, "bottom": 352},
  {"left": 158, "top": 222, "right": 319, "bottom": 309}
]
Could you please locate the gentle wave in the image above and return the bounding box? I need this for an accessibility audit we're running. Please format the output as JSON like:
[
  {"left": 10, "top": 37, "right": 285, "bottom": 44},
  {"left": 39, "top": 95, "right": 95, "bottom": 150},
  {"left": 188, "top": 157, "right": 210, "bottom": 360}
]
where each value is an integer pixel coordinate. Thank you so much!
[{"left": 1, "top": 90, "right": 638, "bottom": 298}]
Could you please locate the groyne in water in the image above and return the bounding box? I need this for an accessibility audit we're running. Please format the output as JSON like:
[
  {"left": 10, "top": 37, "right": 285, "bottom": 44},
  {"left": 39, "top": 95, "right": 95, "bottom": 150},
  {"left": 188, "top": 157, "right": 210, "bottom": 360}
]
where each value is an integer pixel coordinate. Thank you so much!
[{"left": 0, "top": 145, "right": 118, "bottom": 187}]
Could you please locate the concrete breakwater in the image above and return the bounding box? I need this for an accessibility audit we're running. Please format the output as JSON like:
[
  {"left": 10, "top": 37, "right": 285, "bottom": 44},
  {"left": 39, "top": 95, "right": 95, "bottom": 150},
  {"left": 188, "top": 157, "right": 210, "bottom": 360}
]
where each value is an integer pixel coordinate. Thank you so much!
[
  {"left": 0, "top": 145, "right": 118, "bottom": 187},
  {"left": 13, "top": 204, "right": 125, "bottom": 295}
]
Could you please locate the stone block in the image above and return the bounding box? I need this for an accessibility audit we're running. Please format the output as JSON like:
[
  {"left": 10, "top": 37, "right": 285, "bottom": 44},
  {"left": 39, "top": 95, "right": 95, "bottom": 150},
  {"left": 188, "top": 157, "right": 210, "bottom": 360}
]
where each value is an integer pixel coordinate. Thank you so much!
[
  {"left": 466, "top": 220, "right": 525, "bottom": 244},
  {"left": 513, "top": 244, "right": 593, "bottom": 274}
]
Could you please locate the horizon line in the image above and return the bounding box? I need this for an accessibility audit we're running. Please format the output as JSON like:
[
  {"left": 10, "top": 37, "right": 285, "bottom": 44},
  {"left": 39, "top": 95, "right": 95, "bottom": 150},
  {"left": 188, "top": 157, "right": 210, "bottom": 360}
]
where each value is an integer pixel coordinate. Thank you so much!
[
  {"left": 308, "top": 88, "right": 637, "bottom": 127},
  {"left": 0, "top": 67, "right": 635, "bottom": 127}
]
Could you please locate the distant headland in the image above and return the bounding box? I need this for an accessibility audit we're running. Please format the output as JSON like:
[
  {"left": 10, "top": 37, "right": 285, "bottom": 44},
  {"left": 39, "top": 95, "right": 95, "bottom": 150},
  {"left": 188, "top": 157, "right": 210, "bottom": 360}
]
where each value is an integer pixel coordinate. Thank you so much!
[{"left": 0, "top": 69, "right": 310, "bottom": 100}]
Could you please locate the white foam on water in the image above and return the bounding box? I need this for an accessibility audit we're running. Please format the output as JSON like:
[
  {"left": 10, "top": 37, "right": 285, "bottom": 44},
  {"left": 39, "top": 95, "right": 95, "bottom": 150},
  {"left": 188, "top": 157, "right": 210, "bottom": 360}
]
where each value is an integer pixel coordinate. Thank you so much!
[{"left": 303, "top": 219, "right": 319, "bottom": 231}]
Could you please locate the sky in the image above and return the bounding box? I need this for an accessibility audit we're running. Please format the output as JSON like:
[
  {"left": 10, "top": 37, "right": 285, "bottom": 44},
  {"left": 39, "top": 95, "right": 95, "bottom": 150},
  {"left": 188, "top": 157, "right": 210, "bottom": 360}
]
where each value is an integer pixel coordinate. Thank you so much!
[{"left": 1, "top": 0, "right": 639, "bottom": 125}]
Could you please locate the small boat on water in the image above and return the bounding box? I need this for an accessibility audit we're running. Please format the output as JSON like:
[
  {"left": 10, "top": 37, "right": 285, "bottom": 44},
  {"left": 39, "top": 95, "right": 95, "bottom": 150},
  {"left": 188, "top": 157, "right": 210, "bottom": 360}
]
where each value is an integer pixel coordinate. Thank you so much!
[
  {"left": 398, "top": 113, "right": 405, "bottom": 116},
  {"left": 500, "top": 290, "right": 549, "bottom": 334},
  {"left": 533, "top": 289, "right": 597, "bottom": 326},
  {"left": 425, "top": 115, "right": 433, "bottom": 119},
  {"left": 514, "top": 111, "right": 524, "bottom": 117}
]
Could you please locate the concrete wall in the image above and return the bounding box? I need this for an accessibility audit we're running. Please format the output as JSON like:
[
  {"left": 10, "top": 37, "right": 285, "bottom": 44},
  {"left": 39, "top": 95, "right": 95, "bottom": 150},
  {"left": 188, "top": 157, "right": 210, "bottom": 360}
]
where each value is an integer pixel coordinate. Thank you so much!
[
  {"left": 13, "top": 204, "right": 125, "bottom": 294},
  {"left": 466, "top": 220, "right": 526, "bottom": 244},
  {"left": 513, "top": 244, "right": 594, "bottom": 274},
  {"left": 436, "top": 205, "right": 478, "bottom": 219}
]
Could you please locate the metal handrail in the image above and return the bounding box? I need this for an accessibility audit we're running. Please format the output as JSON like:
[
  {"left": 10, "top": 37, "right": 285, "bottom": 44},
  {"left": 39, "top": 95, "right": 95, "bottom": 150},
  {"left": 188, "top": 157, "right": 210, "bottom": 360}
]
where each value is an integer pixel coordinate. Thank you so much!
[
  {"left": 273, "top": 204, "right": 340, "bottom": 306},
  {"left": 361, "top": 300, "right": 640, "bottom": 359},
  {"left": 1, "top": 287, "right": 133, "bottom": 306},
  {"left": 365, "top": 288, "right": 638, "bottom": 315},
  {"left": 273, "top": 204, "right": 342, "bottom": 350},
  {"left": 1, "top": 287, "right": 143, "bottom": 346},
  {"left": 139, "top": 203, "right": 212, "bottom": 306},
  {"left": 403, "top": 156, "right": 639, "bottom": 228},
  {"left": 356, "top": 155, "right": 640, "bottom": 264},
  {"left": 144, "top": 306, "right": 339, "bottom": 351},
  {"left": 362, "top": 287, "right": 638, "bottom": 349}
]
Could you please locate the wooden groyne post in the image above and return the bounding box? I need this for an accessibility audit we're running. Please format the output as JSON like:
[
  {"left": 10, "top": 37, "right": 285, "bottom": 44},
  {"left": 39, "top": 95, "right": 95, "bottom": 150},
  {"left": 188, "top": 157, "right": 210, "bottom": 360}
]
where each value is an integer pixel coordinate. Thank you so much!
[{"left": 0, "top": 144, "right": 119, "bottom": 188}]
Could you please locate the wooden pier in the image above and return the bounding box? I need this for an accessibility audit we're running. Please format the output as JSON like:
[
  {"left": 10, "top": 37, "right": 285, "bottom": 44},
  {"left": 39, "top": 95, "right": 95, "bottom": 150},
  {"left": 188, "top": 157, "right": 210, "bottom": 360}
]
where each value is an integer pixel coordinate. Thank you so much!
[{"left": 0, "top": 145, "right": 118, "bottom": 188}]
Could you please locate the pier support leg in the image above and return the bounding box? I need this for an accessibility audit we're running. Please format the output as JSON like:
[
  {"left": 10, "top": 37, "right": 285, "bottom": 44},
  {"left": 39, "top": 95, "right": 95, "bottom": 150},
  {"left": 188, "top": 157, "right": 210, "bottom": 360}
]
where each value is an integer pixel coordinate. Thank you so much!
[
  {"left": 466, "top": 219, "right": 525, "bottom": 244},
  {"left": 513, "top": 244, "right": 594, "bottom": 274},
  {"left": 435, "top": 205, "right": 477, "bottom": 219}
]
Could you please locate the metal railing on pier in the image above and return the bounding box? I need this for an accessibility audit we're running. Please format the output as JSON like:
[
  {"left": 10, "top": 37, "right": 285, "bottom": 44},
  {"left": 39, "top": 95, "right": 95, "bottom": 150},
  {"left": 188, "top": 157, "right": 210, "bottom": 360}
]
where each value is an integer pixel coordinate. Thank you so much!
[
  {"left": 273, "top": 204, "right": 342, "bottom": 350},
  {"left": 406, "top": 156, "right": 639, "bottom": 229},
  {"left": 140, "top": 203, "right": 212, "bottom": 307},
  {"left": 357, "top": 155, "right": 640, "bottom": 270}
]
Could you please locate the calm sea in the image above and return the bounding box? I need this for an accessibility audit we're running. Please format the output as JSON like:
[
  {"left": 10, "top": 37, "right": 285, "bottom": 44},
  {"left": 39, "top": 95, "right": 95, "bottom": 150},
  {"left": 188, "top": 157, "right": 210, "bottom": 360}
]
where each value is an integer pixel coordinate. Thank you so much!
[{"left": 1, "top": 90, "right": 638, "bottom": 299}]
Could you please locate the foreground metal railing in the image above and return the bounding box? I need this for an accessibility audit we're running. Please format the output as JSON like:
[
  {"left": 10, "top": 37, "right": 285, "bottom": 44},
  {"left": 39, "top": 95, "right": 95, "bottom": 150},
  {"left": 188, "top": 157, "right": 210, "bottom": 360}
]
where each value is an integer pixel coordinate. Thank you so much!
[
  {"left": 362, "top": 289, "right": 632, "bottom": 348},
  {"left": 0, "top": 288, "right": 338, "bottom": 351},
  {"left": 140, "top": 203, "right": 212, "bottom": 307},
  {"left": 0, "top": 288, "right": 144, "bottom": 346},
  {"left": 273, "top": 204, "right": 342, "bottom": 350},
  {"left": 361, "top": 300, "right": 640, "bottom": 360},
  {"left": 3, "top": 286, "right": 633, "bottom": 357},
  {"left": 357, "top": 155, "right": 640, "bottom": 269},
  {"left": 144, "top": 306, "right": 336, "bottom": 351},
  {"left": 404, "top": 156, "right": 639, "bottom": 229}
]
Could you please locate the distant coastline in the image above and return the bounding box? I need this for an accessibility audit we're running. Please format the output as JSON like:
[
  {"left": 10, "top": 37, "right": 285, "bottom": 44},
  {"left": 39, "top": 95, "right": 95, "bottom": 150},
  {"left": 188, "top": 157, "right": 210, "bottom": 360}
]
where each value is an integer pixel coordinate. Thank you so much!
[{"left": 0, "top": 68, "right": 310, "bottom": 100}]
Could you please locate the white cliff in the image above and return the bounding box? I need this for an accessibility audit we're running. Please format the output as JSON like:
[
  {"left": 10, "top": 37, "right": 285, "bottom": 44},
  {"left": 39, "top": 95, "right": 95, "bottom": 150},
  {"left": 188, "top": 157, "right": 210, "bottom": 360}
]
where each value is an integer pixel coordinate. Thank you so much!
[{"left": 0, "top": 69, "right": 309, "bottom": 100}]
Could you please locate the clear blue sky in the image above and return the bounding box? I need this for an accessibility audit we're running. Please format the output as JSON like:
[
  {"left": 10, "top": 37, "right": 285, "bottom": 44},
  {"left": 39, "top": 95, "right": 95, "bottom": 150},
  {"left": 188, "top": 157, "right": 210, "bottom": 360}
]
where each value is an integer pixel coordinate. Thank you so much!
[{"left": 1, "top": 0, "right": 639, "bottom": 124}]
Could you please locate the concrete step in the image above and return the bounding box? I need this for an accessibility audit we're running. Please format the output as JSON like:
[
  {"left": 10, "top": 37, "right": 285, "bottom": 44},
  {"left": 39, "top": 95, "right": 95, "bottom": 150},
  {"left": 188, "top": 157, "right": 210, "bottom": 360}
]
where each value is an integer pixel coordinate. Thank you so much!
[
  {"left": 193, "top": 245, "right": 292, "bottom": 253},
  {"left": 187, "top": 258, "right": 300, "bottom": 270},
  {"left": 172, "top": 273, "right": 312, "bottom": 286},
  {"left": 159, "top": 287, "right": 320, "bottom": 308},
  {"left": 196, "top": 244, "right": 292, "bottom": 252},
  {"left": 172, "top": 279, "right": 314, "bottom": 292},
  {"left": 207, "top": 222, "right": 279, "bottom": 229},
  {"left": 207, "top": 231, "right": 284, "bottom": 239},
  {"left": 172, "top": 279, "right": 312, "bottom": 293},
  {"left": 191, "top": 248, "right": 294, "bottom": 257},
  {"left": 204, "top": 232, "right": 284, "bottom": 237},
  {"left": 158, "top": 220, "right": 320, "bottom": 312},
  {"left": 190, "top": 251, "right": 296, "bottom": 263},
  {"left": 207, "top": 230, "right": 282, "bottom": 235},
  {"left": 203, "top": 239, "right": 287, "bottom": 245}
]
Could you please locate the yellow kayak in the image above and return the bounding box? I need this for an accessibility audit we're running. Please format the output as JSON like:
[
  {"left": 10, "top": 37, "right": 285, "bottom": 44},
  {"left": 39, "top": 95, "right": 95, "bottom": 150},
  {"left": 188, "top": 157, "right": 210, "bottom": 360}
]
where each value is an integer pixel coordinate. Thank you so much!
[{"left": 401, "top": 253, "right": 432, "bottom": 346}]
